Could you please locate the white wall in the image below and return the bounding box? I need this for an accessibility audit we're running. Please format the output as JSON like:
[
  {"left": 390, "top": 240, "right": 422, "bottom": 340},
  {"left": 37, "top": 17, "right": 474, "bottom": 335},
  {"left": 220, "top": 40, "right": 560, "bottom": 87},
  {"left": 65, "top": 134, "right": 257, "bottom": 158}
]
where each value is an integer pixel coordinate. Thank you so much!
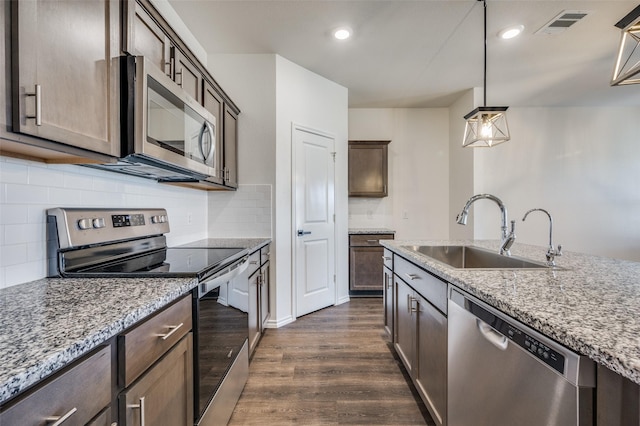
[
  {"left": 448, "top": 89, "right": 478, "bottom": 240},
  {"left": 472, "top": 107, "right": 640, "bottom": 262},
  {"left": 275, "top": 55, "right": 349, "bottom": 322},
  {"left": 206, "top": 54, "right": 349, "bottom": 326},
  {"left": 348, "top": 108, "right": 450, "bottom": 240},
  {"left": 0, "top": 157, "right": 208, "bottom": 289}
]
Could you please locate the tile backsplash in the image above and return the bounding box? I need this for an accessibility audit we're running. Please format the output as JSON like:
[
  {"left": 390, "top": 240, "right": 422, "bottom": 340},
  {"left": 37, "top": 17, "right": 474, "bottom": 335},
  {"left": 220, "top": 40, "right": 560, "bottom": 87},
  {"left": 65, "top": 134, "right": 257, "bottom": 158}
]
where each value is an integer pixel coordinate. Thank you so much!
[
  {"left": 0, "top": 156, "right": 209, "bottom": 289},
  {"left": 207, "top": 184, "right": 272, "bottom": 238}
]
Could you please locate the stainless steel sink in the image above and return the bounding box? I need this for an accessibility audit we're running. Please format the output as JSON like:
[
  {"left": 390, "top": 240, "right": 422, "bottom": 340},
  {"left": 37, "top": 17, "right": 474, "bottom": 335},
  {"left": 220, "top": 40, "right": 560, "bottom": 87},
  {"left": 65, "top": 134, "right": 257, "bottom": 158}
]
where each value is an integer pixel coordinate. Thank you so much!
[{"left": 402, "top": 245, "right": 549, "bottom": 270}]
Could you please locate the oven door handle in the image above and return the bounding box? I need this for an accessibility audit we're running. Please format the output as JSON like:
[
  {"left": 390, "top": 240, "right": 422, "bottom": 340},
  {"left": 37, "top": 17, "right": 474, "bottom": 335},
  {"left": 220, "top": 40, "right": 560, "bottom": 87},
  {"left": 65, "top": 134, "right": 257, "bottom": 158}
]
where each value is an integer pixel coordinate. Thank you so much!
[{"left": 199, "top": 256, "right": 249, "bottom": 296}]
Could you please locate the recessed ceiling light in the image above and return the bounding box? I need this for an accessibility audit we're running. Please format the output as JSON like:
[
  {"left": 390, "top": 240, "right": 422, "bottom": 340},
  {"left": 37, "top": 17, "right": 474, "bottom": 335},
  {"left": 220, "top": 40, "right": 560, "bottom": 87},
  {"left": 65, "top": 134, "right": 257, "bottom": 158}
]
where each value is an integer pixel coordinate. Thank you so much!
[
  {"left": 498, "top": 25, "right": 524, "bottom": 40},
  {"left": 333, "top": 27, "right": 352, "bottom": 40}
]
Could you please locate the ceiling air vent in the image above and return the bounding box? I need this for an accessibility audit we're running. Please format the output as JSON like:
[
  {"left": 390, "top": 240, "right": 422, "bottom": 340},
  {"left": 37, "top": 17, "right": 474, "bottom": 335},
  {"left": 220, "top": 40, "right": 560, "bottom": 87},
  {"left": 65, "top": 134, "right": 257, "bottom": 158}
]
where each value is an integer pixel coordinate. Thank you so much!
[{"left": 535, "top": 10, "right": 591, "bottom": 35}]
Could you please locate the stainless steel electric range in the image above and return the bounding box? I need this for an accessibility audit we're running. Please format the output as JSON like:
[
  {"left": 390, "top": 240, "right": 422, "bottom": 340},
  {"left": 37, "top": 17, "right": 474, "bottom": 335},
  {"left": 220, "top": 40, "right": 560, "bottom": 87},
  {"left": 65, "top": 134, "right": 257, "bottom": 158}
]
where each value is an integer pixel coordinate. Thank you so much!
[{"left": 46, "top": 208, "right": 250, "bottom": 426}]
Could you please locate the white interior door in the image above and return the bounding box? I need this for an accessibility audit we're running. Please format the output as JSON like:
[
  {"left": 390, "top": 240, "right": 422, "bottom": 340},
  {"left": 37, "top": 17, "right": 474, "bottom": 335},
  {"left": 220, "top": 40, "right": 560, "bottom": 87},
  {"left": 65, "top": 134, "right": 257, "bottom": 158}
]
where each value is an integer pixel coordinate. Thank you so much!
[{"left": 293, "top": 125, "right": 336, "bottom": 317}]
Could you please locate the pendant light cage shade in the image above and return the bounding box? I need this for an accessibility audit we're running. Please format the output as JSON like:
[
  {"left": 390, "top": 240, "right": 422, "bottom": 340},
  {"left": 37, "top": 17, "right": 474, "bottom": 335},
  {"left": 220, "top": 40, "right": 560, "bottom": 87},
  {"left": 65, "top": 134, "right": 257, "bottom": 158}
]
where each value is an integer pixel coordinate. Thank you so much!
[
  {"left": 611, "top": 5, "right": 640, "bottom": 86},
  {"left": 463, "top": 106, "right": 510, "bottom": 148},
  {"left": 462, "top": 0, "right": 511, "bottom": 148}
]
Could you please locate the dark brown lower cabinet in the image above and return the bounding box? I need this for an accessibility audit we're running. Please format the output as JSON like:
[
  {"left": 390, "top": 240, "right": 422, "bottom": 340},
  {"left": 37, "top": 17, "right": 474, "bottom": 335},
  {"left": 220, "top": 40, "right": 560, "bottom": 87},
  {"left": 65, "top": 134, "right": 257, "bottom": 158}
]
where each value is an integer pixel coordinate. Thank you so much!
[
  {"left": 0, "top": 345, "right": 112, "bottom": 425},
  {"left": 349, "top": 233, "right": 394, "bottom": 294},
  {"left": 119, "top": 333, "right": 193, "bottom": 426}
]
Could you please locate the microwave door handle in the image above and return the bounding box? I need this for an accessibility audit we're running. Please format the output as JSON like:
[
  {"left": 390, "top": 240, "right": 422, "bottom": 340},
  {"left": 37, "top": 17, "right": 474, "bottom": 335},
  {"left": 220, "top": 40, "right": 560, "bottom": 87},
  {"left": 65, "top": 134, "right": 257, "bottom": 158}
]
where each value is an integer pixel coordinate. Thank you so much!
[{"left": 198, "top": 122, "right": 215, "bottom": 162}]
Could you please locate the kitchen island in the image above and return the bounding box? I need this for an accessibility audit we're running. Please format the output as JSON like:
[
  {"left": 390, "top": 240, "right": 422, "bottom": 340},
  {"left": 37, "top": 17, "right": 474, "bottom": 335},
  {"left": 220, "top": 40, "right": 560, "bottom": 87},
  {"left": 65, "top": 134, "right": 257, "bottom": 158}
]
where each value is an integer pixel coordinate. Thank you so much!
[{"left": 383, "top": 239, "right": 640, "bottom": 424}]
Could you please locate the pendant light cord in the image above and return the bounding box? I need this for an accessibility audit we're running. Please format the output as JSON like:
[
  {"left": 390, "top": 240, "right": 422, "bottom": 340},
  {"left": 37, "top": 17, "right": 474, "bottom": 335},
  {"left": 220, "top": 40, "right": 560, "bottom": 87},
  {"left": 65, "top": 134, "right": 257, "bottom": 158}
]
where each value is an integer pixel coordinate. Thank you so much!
[{"left": 483, "top": 0, "right": 487, "bottom": 107}]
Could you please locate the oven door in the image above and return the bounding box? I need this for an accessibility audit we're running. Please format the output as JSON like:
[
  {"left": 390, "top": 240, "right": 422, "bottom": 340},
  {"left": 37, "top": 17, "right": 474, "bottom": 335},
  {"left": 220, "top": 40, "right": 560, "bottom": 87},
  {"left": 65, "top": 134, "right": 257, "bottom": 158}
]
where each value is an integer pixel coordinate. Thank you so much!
[
  {"left": 193, "top": 259, "right": 249, "bottom": 424},
  {"left": 129, "top": 56, "right": 221, "bottom": 182}
]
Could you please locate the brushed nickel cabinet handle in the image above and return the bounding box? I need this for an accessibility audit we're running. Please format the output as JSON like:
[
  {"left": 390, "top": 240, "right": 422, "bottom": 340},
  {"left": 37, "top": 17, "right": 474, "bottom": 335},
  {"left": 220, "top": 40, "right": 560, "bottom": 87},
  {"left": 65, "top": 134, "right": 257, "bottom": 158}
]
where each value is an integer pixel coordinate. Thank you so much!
[
  {"left": 404, "top": 273, "right": 419, "bottom": 281},
  {"left": 367, "top": 239, "right": 378, "bottom": 243},
  {"left": 382, "top": 256, "right": 392, "bottom": 261},
  {"left": 165, "top": 61, "right": 172, "bottom": 77},
  {"left": 157, "top": 323, "right": 184, "bottom": 340},
  {"left": 128, "top": 396, "right": 146, "bottom": 426},
  {"left": 410, "top": 297, "right": 419, "bottom": 313},
  {"left": 387, "top": 275, "right": 392, "bottom": 289},
  {"left": 175, "top": 68, "right": 183, "bottom": 87},
  {"left": 250, "top": 260, "right": 259, "bottom": 265},
  {"left": 26, "top": 84, "right": 42, "bottom": 126},
  {"left": 45, "top": 407, "right": 77, "bottom": 425}
]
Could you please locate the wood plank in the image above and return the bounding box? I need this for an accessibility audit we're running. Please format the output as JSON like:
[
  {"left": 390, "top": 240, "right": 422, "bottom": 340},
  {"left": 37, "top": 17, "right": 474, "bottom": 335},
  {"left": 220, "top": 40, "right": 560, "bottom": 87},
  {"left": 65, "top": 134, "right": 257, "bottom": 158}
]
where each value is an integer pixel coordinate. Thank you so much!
[{"left": 229, "top": 298, "right": 434, "bottom": 425}]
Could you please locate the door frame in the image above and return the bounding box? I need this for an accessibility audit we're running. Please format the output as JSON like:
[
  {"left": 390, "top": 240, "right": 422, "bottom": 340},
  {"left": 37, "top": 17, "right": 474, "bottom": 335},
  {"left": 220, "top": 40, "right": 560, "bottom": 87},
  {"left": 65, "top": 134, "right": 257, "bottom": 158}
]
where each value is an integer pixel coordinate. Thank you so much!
[{"left": 291, "top": 123, "right": 338, "bottom": 319}]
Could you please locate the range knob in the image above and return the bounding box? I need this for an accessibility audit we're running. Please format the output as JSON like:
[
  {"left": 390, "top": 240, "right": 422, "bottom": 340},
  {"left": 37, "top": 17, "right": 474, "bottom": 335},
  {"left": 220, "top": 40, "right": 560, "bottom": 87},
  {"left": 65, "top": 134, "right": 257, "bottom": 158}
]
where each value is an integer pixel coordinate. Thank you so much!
[
  {"left": 92, "top": 217, "right": 106, "bottom": 229},
  {"left": 77, "top": 218, "right": 92, "bottom": 230}
]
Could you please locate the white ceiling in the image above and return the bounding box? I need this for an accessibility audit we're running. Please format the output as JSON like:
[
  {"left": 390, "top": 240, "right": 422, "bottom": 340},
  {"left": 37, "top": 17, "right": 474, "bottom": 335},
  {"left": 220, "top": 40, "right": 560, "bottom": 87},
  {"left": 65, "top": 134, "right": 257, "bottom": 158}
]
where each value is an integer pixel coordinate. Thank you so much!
[{"left": 167, "top": 0, "right": 640, "bottom": 108}]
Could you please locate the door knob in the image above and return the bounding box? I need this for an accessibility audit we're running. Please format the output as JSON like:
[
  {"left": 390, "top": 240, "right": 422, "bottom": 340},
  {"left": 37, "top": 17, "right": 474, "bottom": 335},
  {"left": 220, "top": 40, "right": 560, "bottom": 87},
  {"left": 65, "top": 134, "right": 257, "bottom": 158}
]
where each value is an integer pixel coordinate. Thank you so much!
[{"left": 297, "top": 230, "right": 311, "bottom": 236}]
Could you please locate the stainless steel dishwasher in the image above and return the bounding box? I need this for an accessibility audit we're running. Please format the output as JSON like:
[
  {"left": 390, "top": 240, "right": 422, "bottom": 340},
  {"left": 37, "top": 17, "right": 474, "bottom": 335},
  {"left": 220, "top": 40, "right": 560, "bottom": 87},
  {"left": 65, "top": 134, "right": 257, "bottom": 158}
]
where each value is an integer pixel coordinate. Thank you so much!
[{"left": 448, "top": 287, "right": 595, "bottom": 426}]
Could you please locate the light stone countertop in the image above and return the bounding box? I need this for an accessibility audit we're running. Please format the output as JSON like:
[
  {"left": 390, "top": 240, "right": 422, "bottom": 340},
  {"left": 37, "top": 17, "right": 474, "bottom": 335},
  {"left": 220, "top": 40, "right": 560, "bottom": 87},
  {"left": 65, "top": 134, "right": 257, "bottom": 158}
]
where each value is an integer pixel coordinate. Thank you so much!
[
  {"left": 0, "top": 238, "right": 271, "bottom": 405},
  {"left": 381, "top": 239, "right": 640, "bottom": 385},
  {"left": 348, "top": 228, "right": 396, "bottom": 235}
]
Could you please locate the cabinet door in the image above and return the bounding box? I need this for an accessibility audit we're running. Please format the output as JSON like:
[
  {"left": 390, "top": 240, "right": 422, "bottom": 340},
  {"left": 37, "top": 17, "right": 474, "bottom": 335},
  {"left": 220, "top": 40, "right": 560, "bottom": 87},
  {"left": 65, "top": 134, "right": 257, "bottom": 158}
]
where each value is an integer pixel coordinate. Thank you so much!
[
  {"left": 223, "top": 105, "right": 239, "bottom": 188},
  {"left": 259, "top": 262, "right": 270, "bottom": 331},
  {"left": 348, "top": 140, "right": 390, "bottom": 197},
  {"left": 124, "top": 1, "right": 171, "bottom": 76},
  {"left": 0, "top": 346, "right": 111, "bottom": 426},
  {"left": 203, "top": 80, "right": 224, "bottom": 183},
  {"left": 394, "top": 277, "right": 414, "bottom": 373},
  {"left": 349, "top": 246, "right": 384, "bottom": 291},
  {"left": 415, "top": 295, "right": 447, "bottom": 426},
  {"left": 120, "top": 334, "right": 193, "bottom": 426},
  {"left": 12, "top": 0, "right": 120, "bottom": 156},
  {"left": 172, "top": 47, "right": 202, "bottom": 102},
  {"left": 248, "top": 268, "right": 260, "bottom": 356},
  {"left": 383, "top": 266, "right": 393, "bottom": 338}
]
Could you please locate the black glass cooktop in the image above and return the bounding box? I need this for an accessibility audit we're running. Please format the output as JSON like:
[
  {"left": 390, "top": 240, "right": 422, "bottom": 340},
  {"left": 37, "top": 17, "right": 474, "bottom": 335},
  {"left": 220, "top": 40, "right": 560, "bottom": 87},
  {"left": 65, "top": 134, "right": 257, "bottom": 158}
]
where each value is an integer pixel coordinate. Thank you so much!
[{"left": 71, "top": 247, "right": 246, "bottom": 280}]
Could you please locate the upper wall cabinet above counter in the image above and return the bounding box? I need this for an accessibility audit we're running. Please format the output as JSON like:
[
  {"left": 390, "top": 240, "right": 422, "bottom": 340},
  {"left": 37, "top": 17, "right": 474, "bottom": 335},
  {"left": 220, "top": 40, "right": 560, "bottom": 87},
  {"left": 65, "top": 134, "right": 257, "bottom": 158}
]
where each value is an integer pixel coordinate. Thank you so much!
[
  {"left": 0, "top": 0, "right": 239, "bottom": 190},
  {"left": 4, "top": 0, "right": 121, "bottom": 160},
  {"left": 348, "top": 140, "right": 390, "bottom": 198}
]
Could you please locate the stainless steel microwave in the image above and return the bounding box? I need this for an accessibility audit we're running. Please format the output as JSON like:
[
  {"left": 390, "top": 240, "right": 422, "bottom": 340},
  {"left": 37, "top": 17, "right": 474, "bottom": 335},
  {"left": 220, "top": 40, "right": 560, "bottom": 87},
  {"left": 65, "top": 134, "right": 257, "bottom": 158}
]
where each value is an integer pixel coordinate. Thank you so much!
[{"left": 87, "top": 56, "right": 222, "bottom": 187}]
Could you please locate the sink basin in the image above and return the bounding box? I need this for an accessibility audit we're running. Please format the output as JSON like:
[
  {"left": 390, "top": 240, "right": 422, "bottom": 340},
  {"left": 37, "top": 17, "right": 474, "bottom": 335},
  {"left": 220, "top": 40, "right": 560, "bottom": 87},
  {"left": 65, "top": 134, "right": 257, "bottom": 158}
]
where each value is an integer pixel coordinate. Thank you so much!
[{"left": 402, "top": 245, "right": 549, "bottom": 270}]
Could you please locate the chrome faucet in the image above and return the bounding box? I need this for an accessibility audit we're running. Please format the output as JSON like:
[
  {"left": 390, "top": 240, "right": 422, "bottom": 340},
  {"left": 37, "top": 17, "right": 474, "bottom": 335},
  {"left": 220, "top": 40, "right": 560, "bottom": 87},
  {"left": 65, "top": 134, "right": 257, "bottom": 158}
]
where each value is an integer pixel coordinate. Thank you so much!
[
  {"left": 521, "top": 208, "right": 562, "bottom": 266},
  {"left": 456, "top": 194, "right": 515, "bottom": 256}
]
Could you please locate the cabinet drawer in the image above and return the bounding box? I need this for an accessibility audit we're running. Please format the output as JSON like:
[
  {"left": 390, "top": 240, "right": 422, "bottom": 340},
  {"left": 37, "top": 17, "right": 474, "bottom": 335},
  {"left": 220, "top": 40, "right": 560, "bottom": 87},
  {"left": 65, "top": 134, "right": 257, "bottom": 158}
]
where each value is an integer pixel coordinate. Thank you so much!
[
  {"left": 246, "top": 249, "right": 261, "bottom": 277},
  {"left": 0, "top": 345, "right": 111, "bottom": 426},
  {"left": 119, "top": 295, "right": 192, "bottom": 387},
  {"left": 349, "top": 233, "right": 394, "bottom": 247},
  {"left": 383, "top": 248, "right": 393, "bottom": 269},
  {"left": 395, "top": 256, "right": 447, "bottom": 314},
  {"left": 261, "top": 244, "right": 271, "bottom": 265}
]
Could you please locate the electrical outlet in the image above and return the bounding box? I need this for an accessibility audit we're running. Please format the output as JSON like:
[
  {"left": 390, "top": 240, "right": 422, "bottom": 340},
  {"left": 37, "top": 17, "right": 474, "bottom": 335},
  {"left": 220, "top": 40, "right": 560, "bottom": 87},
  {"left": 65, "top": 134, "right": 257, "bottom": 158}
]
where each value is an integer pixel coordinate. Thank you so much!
[
  {"left": 187, "top": 213, "right": 192, "bottom": 225},
  {"left": 403, "top": 211, "right": 409, "bottom": 219}
]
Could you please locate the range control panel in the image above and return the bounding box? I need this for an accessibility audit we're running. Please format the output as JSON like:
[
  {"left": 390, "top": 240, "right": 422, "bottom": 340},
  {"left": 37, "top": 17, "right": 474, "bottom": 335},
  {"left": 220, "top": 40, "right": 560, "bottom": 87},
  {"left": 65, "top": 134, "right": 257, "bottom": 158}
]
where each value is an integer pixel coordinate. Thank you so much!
[{"left": 47, "top": 208, "right": 171, "bottom": 249}]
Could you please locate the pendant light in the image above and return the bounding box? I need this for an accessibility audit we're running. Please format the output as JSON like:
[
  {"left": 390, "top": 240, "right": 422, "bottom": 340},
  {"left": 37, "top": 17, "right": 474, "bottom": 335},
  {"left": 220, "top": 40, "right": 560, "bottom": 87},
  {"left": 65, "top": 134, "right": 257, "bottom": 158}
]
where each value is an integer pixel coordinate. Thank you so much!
[
  {"left": 463, "top": 0, "right": 510, "bottom": 148},
  {"left": 611, "top": 5, "right": 640, "bottom": 86}
]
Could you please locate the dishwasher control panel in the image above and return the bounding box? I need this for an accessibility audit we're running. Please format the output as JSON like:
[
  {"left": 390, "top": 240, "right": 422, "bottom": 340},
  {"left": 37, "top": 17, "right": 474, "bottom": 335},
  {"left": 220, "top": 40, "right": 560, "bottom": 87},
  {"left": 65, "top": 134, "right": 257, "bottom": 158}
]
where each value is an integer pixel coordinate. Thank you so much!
[
  {"left": 467, "top": 298, "right": 566, "bottom": 374},
  {"left": 505, "top": 324, "right": 565, "bottom": 374}
]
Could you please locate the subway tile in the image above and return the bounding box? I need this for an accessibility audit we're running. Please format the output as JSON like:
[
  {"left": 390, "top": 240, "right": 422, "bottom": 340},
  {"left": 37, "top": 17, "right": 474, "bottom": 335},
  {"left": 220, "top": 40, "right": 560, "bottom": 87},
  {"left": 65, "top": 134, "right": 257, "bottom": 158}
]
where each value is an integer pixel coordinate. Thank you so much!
[
  {"left": 5, "top": 261, "right": 46, "bottom": 287},
  {"left": 49, "top": 187, "right": 83, "bottom": 206},
  {"left": 0, "top": 244, "right": 28, "bottom": 267},
  {"left": 5, "top": 184, "right": 49, "bottom": 205},
  {"left": 63, "top": 172, "right": 94, "bottom": 190},
  {"left": 5, "top": 222, "right": 45, "bottom": 245},
  {"left": 0, "top": 161, "right": 29, "bottom": 184},
  {"left": 0, "top": 205, "right": 29, "bottom": 224},
  {"left": 28, "top": 165, "right": 64, "bottom": 187}
]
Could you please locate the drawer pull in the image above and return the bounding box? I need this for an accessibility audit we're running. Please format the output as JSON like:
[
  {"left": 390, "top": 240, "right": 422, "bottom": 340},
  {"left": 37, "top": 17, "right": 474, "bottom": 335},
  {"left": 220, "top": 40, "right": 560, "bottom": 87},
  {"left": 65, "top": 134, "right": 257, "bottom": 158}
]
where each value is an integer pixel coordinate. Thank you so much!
[
  {"left": 128, "top": 396, "right": 146, "bottom": 426},
  {"left": 227, "top": 349, "right": 234, "bottom": 358},
  {"left": 158, "top": 323, "right": 184, "bottom": 341},
  {"left": 404, "top": 273, "right": 420, "bottom": 281},
  {"left": 382, "top": 256, "right": 392, "bottom": 261},
  {"left": 45, "top": 407, "right": 77, "bottom": 425},
  {"left": 250, "top": 260, "right": 259, "bottom": 265},
  {"left": 367, "top": 239, "right": 379, "bottom": 243},
  {"left": 387, "top": 276, "right": 392, "bottom": 289}
]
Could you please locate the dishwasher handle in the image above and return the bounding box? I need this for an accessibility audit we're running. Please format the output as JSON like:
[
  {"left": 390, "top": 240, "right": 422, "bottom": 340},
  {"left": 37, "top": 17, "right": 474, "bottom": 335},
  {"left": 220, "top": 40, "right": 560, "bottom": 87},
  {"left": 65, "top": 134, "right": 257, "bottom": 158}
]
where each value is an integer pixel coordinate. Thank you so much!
[{"left": 477, "top": 319, "right": 508, "bottom": 350}]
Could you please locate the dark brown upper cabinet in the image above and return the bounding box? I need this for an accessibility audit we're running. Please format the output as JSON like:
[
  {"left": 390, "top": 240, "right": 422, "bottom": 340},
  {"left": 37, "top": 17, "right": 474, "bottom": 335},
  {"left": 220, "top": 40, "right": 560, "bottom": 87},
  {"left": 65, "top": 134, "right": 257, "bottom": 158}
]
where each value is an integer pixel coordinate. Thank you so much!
[{"left": 348, "top": 140, "right": 390, "bottom": 197}]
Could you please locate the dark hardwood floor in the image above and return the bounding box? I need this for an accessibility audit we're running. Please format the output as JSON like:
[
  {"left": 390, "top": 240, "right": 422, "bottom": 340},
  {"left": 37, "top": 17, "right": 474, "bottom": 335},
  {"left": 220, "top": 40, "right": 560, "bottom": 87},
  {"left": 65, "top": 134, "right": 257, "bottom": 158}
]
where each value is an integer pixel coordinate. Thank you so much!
[{"left": 229, "top": 298, "right": 435, "bottom": 425}]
